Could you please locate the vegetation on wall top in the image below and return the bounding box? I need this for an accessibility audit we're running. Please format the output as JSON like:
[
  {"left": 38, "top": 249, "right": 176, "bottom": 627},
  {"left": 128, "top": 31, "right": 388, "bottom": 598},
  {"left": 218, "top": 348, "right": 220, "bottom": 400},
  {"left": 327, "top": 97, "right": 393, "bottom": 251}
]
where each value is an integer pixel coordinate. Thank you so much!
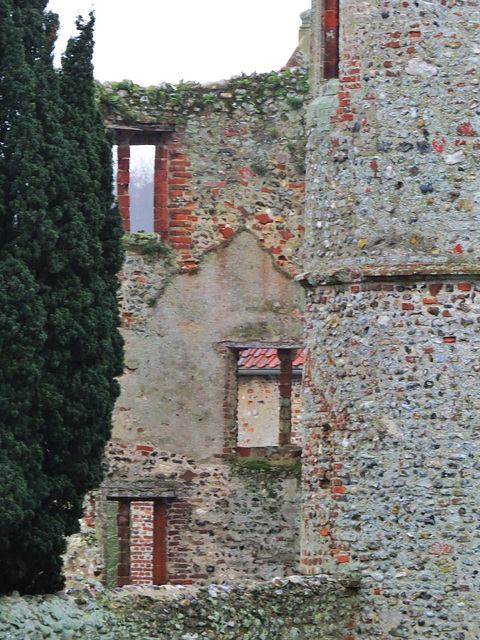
[{"left": 96, "top": 67, "right": 309, "bottom": 124}]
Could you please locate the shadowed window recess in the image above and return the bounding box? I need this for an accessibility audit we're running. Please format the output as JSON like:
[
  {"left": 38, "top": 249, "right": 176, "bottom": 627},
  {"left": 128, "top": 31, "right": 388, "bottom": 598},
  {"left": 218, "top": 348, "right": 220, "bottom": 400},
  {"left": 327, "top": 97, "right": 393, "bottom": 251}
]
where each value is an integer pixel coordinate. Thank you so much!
[{"left": 236, "top": 348, "right": 304, "bottom": 448}]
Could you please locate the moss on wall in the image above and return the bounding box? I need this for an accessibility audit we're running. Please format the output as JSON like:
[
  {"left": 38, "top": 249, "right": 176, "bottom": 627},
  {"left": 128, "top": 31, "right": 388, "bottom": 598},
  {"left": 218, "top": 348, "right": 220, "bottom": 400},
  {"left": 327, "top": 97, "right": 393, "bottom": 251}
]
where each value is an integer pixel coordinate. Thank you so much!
[
  {"left": 0, "top": 576, "right": 357, "bottom": 639},
  {"left": 97, "top": 69, "right": 309, "bottom": 125},
  {"left": 122, "top": 233, "right": 173, "bottom": 262}
]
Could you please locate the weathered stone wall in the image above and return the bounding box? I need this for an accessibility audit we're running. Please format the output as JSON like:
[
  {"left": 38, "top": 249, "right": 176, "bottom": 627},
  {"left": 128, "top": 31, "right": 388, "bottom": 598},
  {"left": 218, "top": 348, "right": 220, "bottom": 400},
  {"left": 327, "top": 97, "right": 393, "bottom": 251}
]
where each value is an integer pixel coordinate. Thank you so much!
[
  {"left": 115, "top": 232, "right": 304, "bottom": 459},
  {"left": 100, "top": 68, "right": 309, "bottom": 277},
  {"left": 302, "top": 278, "right": 480, "bottom": 637},
  {"left": 0, "top": 575, "right": 358, "bottom": 640},
  {"left": 302, "top": 0, "right": 480, "bottom": 637},
  {"left": 304, "top": 0, "right": 480, "bottom": 277},
  {"left": 66, "top": 65, "right": 310, "bottom": 588},
  {"left": 95, "top": 443, "right": 301, "bottom": 587},
  {"left": 98, "top": 234, "right": 305, "bottom": 588}
]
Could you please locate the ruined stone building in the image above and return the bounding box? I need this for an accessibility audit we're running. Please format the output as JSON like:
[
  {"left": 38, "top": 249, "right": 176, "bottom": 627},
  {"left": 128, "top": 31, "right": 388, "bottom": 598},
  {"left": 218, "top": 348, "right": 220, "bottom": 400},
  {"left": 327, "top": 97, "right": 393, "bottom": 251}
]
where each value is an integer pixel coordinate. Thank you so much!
[
  {"left": 65, "top": 1, "right": 480, "bottom": 636},
  {"left": 64, "top": 15, "right": 311, "bottom": 589}
]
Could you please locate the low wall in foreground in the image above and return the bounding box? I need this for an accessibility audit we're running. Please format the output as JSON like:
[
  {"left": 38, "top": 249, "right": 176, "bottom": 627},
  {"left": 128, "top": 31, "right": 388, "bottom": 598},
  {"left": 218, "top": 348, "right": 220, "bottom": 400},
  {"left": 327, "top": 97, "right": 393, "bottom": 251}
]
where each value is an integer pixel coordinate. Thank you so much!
[{"left": 0, "top": 575, "right": 359, "bottom": 640}]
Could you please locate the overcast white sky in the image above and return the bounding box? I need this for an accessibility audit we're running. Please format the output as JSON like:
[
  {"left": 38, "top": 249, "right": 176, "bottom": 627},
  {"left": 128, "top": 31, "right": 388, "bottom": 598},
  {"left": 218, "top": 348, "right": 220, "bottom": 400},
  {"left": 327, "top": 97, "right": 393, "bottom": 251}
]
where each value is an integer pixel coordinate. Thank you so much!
[{"left": 46, "top": 0, "right": 308, "bottom": 86}]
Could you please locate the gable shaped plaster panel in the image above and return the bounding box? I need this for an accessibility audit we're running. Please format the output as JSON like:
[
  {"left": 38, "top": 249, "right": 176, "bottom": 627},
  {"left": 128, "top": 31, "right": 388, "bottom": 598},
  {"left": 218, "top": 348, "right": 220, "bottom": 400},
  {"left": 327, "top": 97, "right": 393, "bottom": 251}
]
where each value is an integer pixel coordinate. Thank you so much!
[{"left": 113, "top": 232, "right": 304, "bottom": 460}]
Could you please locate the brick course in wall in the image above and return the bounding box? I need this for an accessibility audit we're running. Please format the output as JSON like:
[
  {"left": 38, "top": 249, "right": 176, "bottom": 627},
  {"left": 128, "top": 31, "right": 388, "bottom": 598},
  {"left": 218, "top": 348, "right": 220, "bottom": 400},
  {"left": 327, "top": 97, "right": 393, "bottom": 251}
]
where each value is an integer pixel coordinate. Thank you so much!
[{"left": 76, "top": 443, "right": 301, "bottom": 590}]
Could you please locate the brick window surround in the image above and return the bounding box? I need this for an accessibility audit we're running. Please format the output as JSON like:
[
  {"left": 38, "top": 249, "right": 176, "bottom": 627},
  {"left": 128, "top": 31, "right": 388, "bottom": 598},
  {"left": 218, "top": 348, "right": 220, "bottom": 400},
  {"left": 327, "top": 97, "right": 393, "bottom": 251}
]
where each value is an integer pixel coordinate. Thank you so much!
[
  {"left": 219, "top": 343, "right": 303, "bottom": 463},
  {"left": 109, "top": 123, "right": 174, "bottom": 239},
  {"left": 107, "top": 497, "right": 168, "bottom": 587}
]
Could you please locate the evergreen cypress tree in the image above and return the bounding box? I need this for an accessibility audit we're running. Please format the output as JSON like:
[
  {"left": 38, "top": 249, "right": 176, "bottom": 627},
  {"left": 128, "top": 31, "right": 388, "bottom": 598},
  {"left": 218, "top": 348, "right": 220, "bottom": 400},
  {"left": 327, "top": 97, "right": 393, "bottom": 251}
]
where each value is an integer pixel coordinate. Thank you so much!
[
  {"left": 0, "top": 1, "right": 123, "bottom": 593},
  {"left": 0, "top": 0, "right": 51, "bottom": 592},
  {"left": 35, "top": 9, "right": 124, "bottom": 554}
]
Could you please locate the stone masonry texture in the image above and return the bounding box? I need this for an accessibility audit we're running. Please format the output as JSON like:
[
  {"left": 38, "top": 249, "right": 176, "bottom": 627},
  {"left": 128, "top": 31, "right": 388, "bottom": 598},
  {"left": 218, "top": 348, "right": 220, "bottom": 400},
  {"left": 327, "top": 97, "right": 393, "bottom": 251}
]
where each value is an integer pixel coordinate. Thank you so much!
[
  {"left": 304, "top": 0, "right": 480, "bottom": 276},
  {"left": 0, "top": 576, "right": 357, "bottom": 640},
  {"left": 100, "top": 68, "right": 309, "bottom": 277},
  {"left": 63, "top": 62, "right": 309, "bottom": 590},
  {"left": 58, "top": 2, "right": 480, "bottom": 637},
  {"left": 301, "top": 0, "right": 480, "bottom": 638},
  {"left": 96, "top": 442, "right": 301, "bottom": 588}
]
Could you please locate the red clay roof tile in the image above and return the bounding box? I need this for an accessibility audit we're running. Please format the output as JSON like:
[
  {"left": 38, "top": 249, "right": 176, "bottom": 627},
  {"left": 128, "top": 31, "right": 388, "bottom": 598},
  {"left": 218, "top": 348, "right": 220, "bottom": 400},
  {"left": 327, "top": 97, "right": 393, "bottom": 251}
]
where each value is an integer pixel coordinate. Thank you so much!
[
  {"left": 238, "top": 348, "right": 304, "bottom": 369},
  {"left": 293, "top": 349, "right": 304, "bottom": 367}
]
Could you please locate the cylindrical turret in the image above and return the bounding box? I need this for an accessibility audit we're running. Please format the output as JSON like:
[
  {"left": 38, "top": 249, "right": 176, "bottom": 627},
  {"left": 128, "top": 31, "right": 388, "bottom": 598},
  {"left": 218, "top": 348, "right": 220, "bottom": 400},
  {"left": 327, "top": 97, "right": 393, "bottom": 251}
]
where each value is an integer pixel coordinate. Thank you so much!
[
  {"left": 304, "top": 0, "right": 480, "bottom": 278},
  {"left": 301, "top": 0, "right": 480, "bottom": 636}
]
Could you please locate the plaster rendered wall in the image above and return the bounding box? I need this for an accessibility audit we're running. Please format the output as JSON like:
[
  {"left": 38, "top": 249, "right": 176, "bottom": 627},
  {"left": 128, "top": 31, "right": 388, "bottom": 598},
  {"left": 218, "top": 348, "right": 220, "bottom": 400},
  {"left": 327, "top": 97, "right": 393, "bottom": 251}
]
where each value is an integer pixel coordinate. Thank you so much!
[
  {"left": 88, "top": 230, "right": 305, "bottom": 587},
  {"left": 78, "top": 60, "right": 311, "bottom": 590},
  {"left": 302, "top": 0, "right": 480, "bottom": 638},
  {"left": 114, "top": 232, "right": 303, "bottom": 458}
]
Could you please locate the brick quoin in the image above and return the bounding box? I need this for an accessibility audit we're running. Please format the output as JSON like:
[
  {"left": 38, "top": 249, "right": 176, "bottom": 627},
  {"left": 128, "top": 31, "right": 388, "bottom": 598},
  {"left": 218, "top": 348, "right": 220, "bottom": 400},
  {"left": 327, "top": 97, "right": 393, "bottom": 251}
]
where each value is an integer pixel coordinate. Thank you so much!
[
  {"left": 166, "top": 499, "right": 194, "bottom": 585},
  {"left": 278, "top": 350, "right": 294, "bottom": 445},
  {"left": 166, "top": 130, "right": 196, "bottom": 263},
  {"left": 153, "top": 502, "right": 168, "bottom": 585},
  {"left": 116, "top": 500, "right": 131, "bottom": 587},
  {"left": 130, "top": 501, "right": 154, "bottom": 585},
  {"left": 153, "top": 144, "right": 170, "bottom": 241},
  {"left": 117, "top": 146, "right": 130, "bottom": 231}
]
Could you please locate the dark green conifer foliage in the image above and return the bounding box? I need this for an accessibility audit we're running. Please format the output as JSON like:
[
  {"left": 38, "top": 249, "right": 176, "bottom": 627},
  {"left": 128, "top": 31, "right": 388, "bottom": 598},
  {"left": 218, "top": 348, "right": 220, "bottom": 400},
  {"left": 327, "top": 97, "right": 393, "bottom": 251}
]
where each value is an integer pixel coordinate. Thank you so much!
[{"left": 0, "top": 1, "right": 123, "bottom": 594}]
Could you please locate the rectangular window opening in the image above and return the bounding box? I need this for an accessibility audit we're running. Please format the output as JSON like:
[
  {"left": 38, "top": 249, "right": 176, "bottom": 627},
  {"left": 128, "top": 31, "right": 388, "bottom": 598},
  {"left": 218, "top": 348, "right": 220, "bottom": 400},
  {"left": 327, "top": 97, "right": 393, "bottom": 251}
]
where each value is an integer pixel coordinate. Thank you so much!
[
  {"left": 129, "top": 145, "right": 155, "bottom": 233},
  {"left": 323, "top": 0, "right": 339, "bottom": 79},
  {"left": 236, "top": 347, "right": 303, "bottom": 449}
]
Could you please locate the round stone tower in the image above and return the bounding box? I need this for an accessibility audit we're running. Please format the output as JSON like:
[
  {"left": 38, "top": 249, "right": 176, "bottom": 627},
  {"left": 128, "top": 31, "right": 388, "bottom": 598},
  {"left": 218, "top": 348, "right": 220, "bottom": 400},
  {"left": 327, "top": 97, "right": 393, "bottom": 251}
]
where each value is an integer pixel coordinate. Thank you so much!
[{"left": 301, "top": 0, "right": 480, "bottom": 636}]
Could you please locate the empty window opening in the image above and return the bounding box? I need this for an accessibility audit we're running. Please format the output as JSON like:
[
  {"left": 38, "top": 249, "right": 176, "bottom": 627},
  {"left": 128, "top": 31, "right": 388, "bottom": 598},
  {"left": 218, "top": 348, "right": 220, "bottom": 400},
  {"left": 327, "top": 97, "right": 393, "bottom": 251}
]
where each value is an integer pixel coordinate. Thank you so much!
[
  {"left": 129, "top": 145, "right": 155, "bottom": 232},
  {"left": 113, "top": 145, "right": 156, "bottom": 233},
  {"left": 110, "top": 124, "right": 173, "bottom": 237},
  {"left": 236, "top": 348, "right": 303, "bottom": 448}
]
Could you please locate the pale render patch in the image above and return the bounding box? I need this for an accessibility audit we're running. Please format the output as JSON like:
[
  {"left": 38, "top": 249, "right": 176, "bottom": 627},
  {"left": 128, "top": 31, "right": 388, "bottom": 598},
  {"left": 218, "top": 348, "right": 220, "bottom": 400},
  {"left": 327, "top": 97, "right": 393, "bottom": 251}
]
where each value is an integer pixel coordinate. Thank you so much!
[
  {"left": 444, "top": 150, "right": 465, "bottom": 165},
  {"left": 405, "top": 58, "right": 438, "bottom": 77}
]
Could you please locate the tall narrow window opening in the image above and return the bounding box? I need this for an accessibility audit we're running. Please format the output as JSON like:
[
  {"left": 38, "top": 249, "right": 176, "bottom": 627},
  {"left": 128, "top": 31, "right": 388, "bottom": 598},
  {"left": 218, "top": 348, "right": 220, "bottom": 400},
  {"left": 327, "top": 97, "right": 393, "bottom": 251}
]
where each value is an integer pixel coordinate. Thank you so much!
[
  {"left": 323, "top": 0, "right": 339, "bottom": 79},
  {"left": 129, "top": 146, "right": 155, "bottom": 232},
  {"left": 109, "top": 124, "right": 174, "bottom": 236},
  {"left": 106, "top": 497, "right": 168, "bottom": 587}
]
